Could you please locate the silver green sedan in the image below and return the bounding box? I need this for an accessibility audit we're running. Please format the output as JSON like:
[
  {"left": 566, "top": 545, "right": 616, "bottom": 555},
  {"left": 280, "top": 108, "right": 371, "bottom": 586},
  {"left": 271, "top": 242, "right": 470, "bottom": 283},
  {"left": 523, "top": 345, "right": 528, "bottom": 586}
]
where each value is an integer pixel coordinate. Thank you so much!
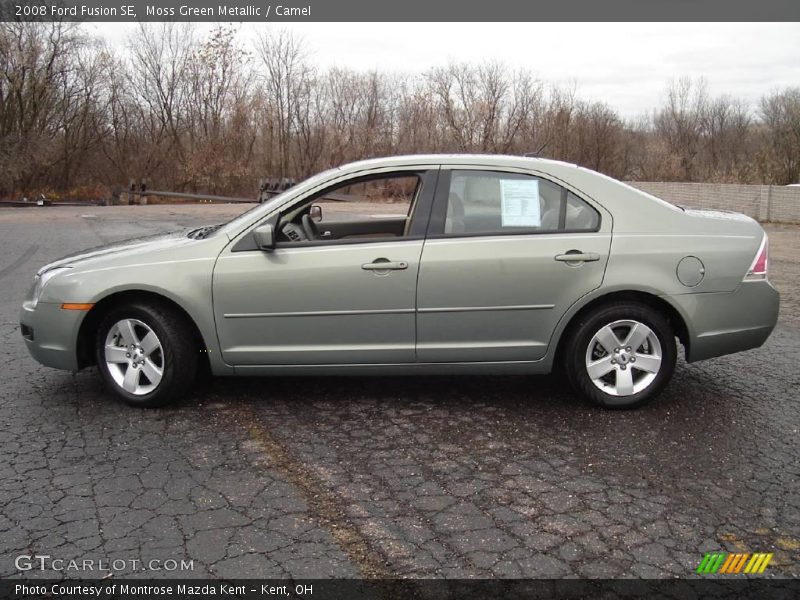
[{"left": 20, "top": 155, "right": 779, "bottom": 409}]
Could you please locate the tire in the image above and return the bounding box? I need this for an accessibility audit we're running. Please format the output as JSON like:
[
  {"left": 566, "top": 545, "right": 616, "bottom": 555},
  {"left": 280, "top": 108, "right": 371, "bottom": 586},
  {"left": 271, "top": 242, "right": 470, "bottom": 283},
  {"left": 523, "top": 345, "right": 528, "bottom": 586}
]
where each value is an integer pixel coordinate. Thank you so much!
[
  {"left": 563, "top": 302, "right": 677, "bottom": 409},
  {"left": 95, "top": 301, "right": 198, "bottom": 407}
]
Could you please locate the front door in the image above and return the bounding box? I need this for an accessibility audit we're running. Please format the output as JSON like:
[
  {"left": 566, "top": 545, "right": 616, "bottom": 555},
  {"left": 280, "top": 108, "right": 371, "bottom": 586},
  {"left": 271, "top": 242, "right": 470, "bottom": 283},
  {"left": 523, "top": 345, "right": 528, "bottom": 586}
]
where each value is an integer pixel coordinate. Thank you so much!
[
  {"left": 213, "top": 169, "right": 437, "bottom": 366},
  {"left": 416, "top": 168, "right": 612, "bottom": 363}
]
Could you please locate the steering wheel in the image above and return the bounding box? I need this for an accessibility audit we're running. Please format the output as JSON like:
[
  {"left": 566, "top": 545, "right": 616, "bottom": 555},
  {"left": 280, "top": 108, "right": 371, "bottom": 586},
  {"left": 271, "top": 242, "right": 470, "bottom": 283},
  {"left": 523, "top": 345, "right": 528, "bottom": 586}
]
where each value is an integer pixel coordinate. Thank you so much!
[{"left": 301, "top": 214, "right": 320, "bottom": 240}]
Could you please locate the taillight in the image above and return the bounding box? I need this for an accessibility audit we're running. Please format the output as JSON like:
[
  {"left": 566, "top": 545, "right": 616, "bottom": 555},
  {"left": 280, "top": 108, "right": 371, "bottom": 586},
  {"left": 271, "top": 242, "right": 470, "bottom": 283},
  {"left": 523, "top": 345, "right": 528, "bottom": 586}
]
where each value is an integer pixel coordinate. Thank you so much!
[{"left": 744, "top": 235, "right": 768, "bottom": 281}]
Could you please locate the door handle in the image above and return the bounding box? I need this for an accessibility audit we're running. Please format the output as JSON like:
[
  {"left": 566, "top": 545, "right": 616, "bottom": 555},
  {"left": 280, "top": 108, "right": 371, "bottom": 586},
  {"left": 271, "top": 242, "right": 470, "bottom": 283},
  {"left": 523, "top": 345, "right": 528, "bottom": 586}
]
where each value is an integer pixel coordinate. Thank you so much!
[
  {"left": 362, "top": 260, "right": 408, "bottom": 271},
  {"left": 554, "top": 251, "right": 600, "bottom": 262}
]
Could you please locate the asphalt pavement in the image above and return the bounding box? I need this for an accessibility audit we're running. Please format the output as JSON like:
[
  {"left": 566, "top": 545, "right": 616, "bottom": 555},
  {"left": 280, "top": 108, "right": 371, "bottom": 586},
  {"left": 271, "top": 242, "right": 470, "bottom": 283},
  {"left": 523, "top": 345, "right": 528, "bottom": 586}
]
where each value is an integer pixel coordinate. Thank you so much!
[{"left": 0, "top": 205, "right": 798, "bottom": 579}]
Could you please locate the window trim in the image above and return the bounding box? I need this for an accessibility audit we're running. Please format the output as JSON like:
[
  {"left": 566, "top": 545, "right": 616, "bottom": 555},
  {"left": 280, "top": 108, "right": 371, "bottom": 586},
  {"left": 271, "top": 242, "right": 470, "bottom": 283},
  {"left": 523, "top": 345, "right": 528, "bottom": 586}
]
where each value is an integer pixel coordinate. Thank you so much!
[{"left": 427, "top": 168, "right": 601, "bottom": 239}]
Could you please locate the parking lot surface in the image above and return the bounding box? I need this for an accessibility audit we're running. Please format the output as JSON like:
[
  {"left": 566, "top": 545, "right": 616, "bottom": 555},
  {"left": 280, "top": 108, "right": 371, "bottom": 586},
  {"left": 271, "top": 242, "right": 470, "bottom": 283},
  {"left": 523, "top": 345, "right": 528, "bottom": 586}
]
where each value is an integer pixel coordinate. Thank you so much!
[{"left": 0, "top": 205, "right": 798, "bottom": 579}]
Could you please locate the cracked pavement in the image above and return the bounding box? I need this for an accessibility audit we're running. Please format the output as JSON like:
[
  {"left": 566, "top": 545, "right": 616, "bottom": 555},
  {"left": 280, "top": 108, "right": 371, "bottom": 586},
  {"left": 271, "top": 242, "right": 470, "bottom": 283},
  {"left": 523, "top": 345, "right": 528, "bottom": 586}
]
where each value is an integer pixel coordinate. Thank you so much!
[{"left": 0, "top": 205, "right": 798, "bottom": 580}]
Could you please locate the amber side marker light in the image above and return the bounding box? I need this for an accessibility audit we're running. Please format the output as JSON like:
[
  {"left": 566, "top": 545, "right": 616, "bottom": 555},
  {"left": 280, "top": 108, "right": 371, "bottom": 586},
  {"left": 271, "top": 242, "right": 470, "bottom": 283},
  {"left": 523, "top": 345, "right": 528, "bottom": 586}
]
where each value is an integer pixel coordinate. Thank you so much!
[{"left": 61, "top": 303, "right": 95, "bottom": 311}]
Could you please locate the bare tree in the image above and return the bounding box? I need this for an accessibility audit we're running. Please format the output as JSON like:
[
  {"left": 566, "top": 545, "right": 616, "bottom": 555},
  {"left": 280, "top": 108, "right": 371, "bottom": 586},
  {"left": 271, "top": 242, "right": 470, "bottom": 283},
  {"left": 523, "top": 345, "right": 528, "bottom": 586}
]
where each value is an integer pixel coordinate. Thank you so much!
[
  {"left": 2, "top": 24, "right": 800, "bottom": 200},
  {"left": 126, "top": 23, "right": 195, "bottom": 187},
  {"left": 256, "top": 29, "right": 312, "bottom": 178},
  {"left": 655, "top": 77, "right": 709, "bottom": 181},
  {"left": 54, "top": 37, "right": 110, "bottom": 191},
  {"left": 759, "top": 88, "right": 800, "bottom": 184},
  {"left": 184, "top": 25, "right": 256, "bottom": 192},
  {"left": 700, "top": 95, "right": 751, "bottom": 181},
  {"left": 0, "top": 22, "right": 86, "bottom": 194}
]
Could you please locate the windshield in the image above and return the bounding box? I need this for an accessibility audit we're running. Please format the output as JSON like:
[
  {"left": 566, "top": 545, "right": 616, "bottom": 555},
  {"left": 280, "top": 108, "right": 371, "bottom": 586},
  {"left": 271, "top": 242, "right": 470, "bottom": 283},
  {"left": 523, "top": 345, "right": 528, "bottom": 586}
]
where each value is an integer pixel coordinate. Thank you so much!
[{"left": 220, "top": 166, "right": 342, "bottom": 236}]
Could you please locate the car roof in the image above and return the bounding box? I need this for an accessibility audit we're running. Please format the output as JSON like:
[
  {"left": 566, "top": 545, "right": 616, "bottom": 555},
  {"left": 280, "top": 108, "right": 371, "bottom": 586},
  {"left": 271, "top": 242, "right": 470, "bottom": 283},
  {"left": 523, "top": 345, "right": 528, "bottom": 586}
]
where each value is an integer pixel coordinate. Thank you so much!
[{"left": 341, "top": 154, "right": 578, "bottom": 172}]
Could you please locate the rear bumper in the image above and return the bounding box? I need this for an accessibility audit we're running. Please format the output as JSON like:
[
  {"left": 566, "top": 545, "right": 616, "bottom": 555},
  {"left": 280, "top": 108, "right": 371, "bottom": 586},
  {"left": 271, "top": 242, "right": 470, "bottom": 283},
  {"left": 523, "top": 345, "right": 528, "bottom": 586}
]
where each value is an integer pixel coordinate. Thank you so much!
[
  {"left": 19, "top": 301, "right": 84, "bottom": 371},
  {"left": 666, "top": 281, "right": 780, "bottom": 363}
]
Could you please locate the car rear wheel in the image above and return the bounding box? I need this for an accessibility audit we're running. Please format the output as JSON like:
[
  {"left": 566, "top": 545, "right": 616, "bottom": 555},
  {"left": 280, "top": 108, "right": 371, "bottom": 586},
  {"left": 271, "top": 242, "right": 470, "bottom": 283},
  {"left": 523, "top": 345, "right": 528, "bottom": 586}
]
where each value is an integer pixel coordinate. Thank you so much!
[
  {"left": 95, "top": 301, "right": 198, "bottom": 407},
  {"left": 563, "top": 302, "right": 677, "bottom": 409}
]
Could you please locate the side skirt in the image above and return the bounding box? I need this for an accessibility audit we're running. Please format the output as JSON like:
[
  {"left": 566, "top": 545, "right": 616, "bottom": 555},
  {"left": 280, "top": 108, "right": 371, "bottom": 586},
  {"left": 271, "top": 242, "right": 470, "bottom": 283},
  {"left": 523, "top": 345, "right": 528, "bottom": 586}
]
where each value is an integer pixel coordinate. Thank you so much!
[{"left": 232, "top": 360, "right": 551, "bottom": 377}]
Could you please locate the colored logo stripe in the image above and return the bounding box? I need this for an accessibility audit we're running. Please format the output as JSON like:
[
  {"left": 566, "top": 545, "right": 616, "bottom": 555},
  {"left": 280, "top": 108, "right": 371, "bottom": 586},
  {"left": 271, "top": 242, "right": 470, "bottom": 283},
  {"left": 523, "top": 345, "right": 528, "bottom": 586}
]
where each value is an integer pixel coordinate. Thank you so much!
[
  {"left": 744, "top": 553, "right": 773, "bottom": 574},
  {"left": 697, "top": 552, "right": 773, "bottom": 574},
  {"left": 719, "top": 553, "right": 749, "bottom": 573},
  {"left": 697, "top": 552, "right": 726, "bottom": 574}
]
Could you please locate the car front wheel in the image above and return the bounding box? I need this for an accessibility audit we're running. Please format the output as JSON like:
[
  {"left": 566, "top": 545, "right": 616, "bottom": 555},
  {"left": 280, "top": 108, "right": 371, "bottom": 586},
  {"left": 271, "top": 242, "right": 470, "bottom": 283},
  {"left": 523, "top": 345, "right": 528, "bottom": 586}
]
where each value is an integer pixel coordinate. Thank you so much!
[
  {"left": 563, "top": 302, "right": 677, "bottom": 409},
  {"left": 95, "top": 301, "right": 198, "bottom": 407}
]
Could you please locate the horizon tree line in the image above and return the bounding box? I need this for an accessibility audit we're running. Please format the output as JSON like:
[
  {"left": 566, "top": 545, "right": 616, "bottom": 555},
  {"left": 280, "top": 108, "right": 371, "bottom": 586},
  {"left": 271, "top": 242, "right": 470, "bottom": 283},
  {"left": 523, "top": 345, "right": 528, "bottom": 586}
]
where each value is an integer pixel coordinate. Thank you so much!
[{"left": 1, "top": 22, "right": 799, "bottom": 200}]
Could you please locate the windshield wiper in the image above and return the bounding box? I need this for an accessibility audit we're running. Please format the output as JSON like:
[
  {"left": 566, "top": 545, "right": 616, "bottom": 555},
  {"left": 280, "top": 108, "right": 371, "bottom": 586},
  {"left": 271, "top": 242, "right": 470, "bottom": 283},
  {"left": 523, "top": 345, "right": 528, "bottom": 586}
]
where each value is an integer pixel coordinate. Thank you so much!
[{"left": 188, "top": 224, "right": 222, "bottom": 239}]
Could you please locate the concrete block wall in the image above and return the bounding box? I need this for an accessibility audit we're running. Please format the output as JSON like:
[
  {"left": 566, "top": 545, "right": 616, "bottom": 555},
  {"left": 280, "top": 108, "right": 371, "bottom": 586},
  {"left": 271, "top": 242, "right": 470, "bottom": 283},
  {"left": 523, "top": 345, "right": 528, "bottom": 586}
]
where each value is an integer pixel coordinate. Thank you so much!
[{"left": 625, "top": 182, "right": 800, "bottom": 224}]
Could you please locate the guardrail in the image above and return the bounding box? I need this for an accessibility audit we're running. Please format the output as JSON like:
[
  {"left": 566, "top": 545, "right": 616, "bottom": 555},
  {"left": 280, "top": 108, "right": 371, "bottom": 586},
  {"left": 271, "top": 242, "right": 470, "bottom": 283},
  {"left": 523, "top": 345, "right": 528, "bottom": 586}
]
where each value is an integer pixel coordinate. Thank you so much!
[
  {"left": 111, "top": 178, "right": 364, "bottom": 206},
  {"left": 120, "top": 189, "right": 256, "bottom": 205},
  {"left": 115, "top": 177, "right": 298, "bottom": 205},
  {"left": 0, "top": 198, "right": 106, "bottom": 207},
  {"left": 3, "top": 176, "right": 359, "bottom": 208}
]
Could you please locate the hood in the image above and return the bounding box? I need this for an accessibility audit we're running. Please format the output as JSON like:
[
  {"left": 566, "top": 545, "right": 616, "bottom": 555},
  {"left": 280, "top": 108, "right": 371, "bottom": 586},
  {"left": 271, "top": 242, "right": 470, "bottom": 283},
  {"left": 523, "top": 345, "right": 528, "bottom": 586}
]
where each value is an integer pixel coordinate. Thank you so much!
[{"left": 38, "top": 230, "right": 194, "bottom": 275}]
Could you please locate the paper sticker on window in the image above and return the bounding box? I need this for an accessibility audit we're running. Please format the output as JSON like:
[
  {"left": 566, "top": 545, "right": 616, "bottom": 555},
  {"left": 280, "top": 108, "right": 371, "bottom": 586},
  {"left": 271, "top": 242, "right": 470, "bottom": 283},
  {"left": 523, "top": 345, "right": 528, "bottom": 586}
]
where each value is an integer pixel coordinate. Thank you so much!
[{"left": 500, "top": 179, "right": 541, "bottom": 227}]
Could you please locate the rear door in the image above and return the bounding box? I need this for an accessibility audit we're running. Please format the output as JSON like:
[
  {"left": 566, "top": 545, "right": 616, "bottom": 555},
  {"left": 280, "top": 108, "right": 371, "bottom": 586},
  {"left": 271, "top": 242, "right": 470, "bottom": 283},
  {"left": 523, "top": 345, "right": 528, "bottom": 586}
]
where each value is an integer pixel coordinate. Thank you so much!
[{"left": 416, "top": 167, "right": 612, "bottom": 363}]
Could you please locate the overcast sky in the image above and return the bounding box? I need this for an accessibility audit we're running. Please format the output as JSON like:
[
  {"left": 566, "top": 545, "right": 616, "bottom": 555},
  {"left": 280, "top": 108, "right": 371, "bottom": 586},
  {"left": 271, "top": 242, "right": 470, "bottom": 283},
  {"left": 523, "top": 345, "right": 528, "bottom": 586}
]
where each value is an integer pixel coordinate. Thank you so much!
[{"left": 92, "top": 22, "right": 800, "bottom": 118}]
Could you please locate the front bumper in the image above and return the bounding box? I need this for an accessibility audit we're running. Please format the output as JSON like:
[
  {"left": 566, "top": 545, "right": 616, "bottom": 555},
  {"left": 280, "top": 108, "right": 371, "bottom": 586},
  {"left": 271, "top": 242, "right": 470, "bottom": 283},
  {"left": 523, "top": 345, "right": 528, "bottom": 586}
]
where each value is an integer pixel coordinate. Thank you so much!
[
  {"left": 19, "top": 301, "right": 85, "bottom": 371},
  {"left": 667, "top": 280, "right": 780, "bottom": 363}
]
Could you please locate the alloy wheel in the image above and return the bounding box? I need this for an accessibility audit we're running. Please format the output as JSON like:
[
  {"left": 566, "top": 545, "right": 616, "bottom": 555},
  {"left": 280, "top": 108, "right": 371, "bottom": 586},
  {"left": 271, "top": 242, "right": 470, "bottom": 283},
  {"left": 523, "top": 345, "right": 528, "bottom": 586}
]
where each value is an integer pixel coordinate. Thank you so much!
[
  {"left": 584, "top": 319, "right": 663, "bottom": 397},
  {"left": 104, "top": 318, "right": 164, "bottom": 395}
]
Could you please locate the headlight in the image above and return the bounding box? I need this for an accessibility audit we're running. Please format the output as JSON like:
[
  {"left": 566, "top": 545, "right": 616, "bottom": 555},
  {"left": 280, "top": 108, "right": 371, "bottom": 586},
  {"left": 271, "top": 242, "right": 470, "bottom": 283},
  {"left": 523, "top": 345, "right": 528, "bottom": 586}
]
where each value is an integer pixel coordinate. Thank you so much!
[{"left": 29, "top": 267, "right": 71, "bottom": 308}]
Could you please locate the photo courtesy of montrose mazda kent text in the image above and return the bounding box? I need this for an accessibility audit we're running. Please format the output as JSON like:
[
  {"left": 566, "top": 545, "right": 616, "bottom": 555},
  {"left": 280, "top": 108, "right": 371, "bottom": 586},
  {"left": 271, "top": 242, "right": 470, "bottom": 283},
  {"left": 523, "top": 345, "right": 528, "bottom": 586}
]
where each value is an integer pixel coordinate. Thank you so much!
[{"left": 20, "top": 155, "right": 779, "bottom": 409}]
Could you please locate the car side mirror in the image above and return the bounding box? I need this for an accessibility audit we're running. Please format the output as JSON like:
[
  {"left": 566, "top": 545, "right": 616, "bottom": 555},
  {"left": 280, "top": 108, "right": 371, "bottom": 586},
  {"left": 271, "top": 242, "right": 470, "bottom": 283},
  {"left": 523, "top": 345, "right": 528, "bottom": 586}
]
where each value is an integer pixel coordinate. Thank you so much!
[
  {"left": 309, "top": 204, "right": 323, "bottom": 222},
  {"left": 253, "top": 224, "right": 275, "bottom": 251}
]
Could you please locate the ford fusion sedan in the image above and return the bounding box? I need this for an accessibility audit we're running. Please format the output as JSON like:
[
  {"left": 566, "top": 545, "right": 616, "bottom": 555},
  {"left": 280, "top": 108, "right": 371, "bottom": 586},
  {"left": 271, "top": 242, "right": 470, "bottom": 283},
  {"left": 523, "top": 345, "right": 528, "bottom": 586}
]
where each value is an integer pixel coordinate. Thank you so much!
[{"left": 20, "top": 155, "right": 779, "bottom": 408}]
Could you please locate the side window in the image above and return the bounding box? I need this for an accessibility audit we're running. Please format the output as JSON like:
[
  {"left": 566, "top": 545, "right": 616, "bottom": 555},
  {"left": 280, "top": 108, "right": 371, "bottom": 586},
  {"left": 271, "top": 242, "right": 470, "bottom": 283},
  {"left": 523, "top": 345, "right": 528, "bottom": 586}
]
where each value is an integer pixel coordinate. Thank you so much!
[
  {"left": 314, "top": 175, "right": 419, "bottom": 222},
  {"left": 277, "top": 173, "right": 423, "bottom": 244},
  {"left": 565, "top": 190, "right": 600, "bottom": 230},
  {"left": 443, "top": 170, "right": 598, "bottom": 235}
]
